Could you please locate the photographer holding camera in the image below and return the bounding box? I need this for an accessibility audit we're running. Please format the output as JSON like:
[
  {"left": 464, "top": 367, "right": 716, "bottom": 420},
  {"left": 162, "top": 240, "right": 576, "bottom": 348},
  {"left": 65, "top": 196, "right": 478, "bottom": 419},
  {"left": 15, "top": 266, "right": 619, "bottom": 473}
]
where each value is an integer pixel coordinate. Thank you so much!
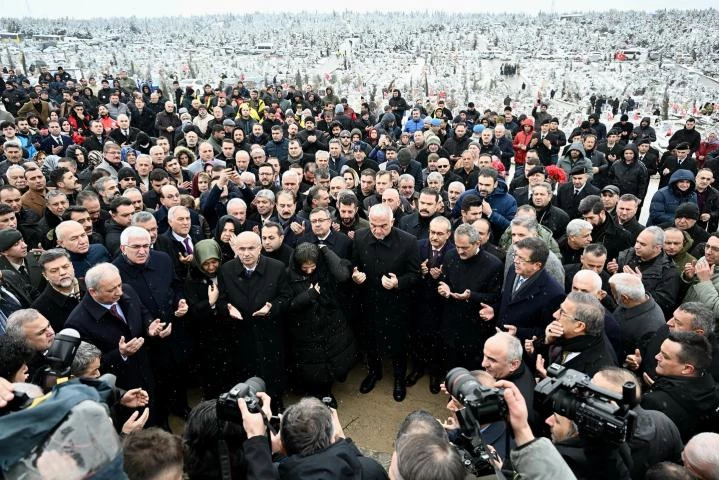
[{"left": 235, "top": 393, "right": 387, "bottom": 479}]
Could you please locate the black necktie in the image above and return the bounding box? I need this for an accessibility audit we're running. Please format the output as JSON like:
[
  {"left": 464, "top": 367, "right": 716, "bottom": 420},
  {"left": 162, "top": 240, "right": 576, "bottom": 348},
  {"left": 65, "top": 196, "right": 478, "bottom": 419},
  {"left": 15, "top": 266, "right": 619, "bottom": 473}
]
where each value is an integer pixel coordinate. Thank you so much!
[
  {"left": 17, "top": 265, "right": 30, "bottom": 283},
  {"left": 243, "top": 269, "right": 253, "bottom": 279},
  {"left": 574, "top": 189, "right": 580, "bottom": 197}
]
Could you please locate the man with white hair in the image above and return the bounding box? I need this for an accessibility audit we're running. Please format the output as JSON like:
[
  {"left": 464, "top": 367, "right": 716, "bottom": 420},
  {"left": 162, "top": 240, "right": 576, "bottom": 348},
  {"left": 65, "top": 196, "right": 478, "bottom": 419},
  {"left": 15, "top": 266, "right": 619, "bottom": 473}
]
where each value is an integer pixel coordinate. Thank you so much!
[
  {"left": 609, "top": 272, "right": 666, "bottom": 360},
  {"left": 66, "top": 262, "right": 172, "bottom": 426},
  {"left": 609, "top": 226, "right": 679, "bottom": 317},
  {"left": 494, "top": 124, "right": 515, "bottom": 171},
  {"left": 155, "top": 205, "right": 201, "bottom": 280},
  {"left": 114, "top": 226, "right": 190, "bottom": 421},
  {"left": 352, "top": 204, "right": 421, "bottom": 402},
  {"left": 483, "top": 331, "right": 535, "bottom": 420},
  {"left": 570, "top": 269, "right": 622, "bottom": 359},
  {"left": 559, "top": 218, "right": 593, "bottom": 265}
]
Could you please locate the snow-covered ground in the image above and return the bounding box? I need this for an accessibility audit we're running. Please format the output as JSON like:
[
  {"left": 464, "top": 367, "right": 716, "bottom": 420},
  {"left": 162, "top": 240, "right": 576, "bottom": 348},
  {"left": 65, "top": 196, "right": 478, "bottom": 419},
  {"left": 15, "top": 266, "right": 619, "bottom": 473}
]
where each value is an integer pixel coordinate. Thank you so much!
[{"left": 1, "top": 10, "right": 717, "bottom": 138}]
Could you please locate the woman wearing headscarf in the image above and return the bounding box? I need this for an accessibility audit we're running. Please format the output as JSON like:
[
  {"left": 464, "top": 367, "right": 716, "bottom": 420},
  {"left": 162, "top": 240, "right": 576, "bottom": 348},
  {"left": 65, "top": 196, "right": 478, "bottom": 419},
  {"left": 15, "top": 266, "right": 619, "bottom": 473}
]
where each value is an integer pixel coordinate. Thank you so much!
[
  {"left": 286, "top": 242, "right": 356, "bottom": 406},
  {"left": 214, "top": 215, "right": 243, "bottom": 263},
  {"left": 184, "top": 239, "right": 228, "bottom": 399}
]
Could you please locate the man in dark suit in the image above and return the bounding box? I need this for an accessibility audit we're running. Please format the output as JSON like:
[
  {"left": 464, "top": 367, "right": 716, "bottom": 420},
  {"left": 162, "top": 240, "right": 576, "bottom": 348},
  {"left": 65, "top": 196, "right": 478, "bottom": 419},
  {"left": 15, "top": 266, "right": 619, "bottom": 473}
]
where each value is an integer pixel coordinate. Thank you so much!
[
  {"left": 352, "top": 204, "right": 421, "bottom": 401},
  {"left": 31, "top": 248, "right": 84, "bottom": 333},
  {"left": 397, "top": 188, "right": 441, "bottom": 240},
  {"left": 108, "top": 114, "right": 140, "bottom": 146},
  {"left": 537, "top": 292, "right": 616, "bottom": 378},
  {"left": 658, "top": 142, "right": 698, "bottom": 189},
  {"left": 217, "top": 231, "right": 291, "bottom": 411},
  {"left": 407, "top": 216, "right": 455, "bottom": 393},
  {"left": 297, "top": 207, "right": 352, "bottom": 260},
  {"left": 65, "top": 262, "right": 172, "bottom": 427},
  {"left": 480, "top": 237, "right": 565, "bottom": 342},
  {"left": 154, "top": 205, "right": 204, "bottom": 281},
  {"left": 113, "top": 226, "right": 190, "bottom": 420},
  {"left": 83, "top": 120, "right": 109, "bottom": 154},
  {"left": 555, "top": 166, "right": 600, "bottom": 220},
  {"left": 439, "top": 223, "right": 503, "bottom": 376},
  {"left": 40, "top": 120, "right": 73, "bottom": 157}
]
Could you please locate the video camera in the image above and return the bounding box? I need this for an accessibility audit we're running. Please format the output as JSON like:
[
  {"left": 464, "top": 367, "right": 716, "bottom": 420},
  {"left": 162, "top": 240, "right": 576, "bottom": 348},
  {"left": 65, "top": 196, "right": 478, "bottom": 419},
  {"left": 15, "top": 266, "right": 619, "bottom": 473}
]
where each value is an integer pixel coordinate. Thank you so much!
[
  {"left": 445, "top": 367, "right": 507, "bottom": 477},
  {"left": 216, "top": 377, "right": 266, "bottom": 424},
  {"left": 535, "top": 364, "right": 637, "bottom": 444}
]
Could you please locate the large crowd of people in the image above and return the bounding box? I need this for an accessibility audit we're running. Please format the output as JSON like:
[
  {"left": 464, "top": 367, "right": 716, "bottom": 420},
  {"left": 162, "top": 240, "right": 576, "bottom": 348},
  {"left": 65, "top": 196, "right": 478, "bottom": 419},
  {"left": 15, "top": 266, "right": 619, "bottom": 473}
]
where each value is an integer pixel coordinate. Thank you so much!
[{"left": 0, "top": 65, "right": 719, "bottom": 479}]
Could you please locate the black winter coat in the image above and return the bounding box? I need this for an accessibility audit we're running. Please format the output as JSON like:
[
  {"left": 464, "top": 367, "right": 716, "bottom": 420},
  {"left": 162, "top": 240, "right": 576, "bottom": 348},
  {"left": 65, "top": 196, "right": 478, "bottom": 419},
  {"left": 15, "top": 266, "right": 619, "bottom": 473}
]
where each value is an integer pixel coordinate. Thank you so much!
[
  {"left": 217, "top": 256, "right": 292, "bottom": 396},
  {"left": 616, "top": 249, "right": 679, "bottom": 317},
  {"left": 352, "top": 227, "right": 421, "bottom": 354},
  {"left": 286, "top": 247, "right": 356, "bottom": 388},
  {"left": 439, "top": 248, "right": 503, "bottom": 366},
  {"left": 641, "top": 372, "right": 719, "bottom": 443}
]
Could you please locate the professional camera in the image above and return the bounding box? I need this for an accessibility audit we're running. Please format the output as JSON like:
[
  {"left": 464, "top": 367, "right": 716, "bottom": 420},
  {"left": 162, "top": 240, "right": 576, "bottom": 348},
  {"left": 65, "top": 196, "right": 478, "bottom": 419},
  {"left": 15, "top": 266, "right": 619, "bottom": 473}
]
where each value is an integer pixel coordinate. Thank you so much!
[
  {"left": 44, "top": 328, "right": 81, "bottom": 377},
  {"left": 445, "top": 367, "right": 507, "bottom": 478},
  {"left": 535, "top": 364, "right": 637, "bottom": 444},
  {"left": 216, "top": 377, "right": 266, "bottom": 424},
  {"left": 445, "top": 367, "right": 507, "bottom": 424}
]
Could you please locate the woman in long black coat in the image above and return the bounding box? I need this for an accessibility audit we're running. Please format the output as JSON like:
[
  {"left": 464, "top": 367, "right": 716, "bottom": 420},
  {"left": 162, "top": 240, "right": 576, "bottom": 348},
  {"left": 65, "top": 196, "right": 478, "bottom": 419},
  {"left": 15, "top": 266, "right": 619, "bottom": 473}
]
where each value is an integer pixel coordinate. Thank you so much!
[
  {"left": 286, "top": 242, "right": 356, "bottom": 404},
  {"left": 183, "top": 239, "right": 231, "bottom": 400}
]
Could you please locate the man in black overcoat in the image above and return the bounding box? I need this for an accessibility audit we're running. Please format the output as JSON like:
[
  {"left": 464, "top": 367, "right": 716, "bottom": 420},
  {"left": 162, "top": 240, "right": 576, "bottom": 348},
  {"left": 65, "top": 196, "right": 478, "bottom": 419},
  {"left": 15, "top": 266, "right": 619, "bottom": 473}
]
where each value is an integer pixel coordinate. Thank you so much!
[
  {"left": 113, "top": 226, "right": 191, "bottom": 419},
  {"left": 352, "top": 204, "right": 421, "bottom": 402},
  {"left": 439, "top": 223, "right": 503, "bottom": 374},
  {"left": 65, "top": 262, "right": 172, "bottom": 427},
  {"left": 216, "top": 231, "right": 291, "bottom": 411}
]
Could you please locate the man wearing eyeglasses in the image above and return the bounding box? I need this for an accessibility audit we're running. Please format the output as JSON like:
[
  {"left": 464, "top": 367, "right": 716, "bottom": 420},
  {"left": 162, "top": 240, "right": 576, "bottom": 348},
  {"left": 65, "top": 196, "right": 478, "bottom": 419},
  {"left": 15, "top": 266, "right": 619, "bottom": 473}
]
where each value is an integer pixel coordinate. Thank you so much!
[
  {"left": 480, "top": 237, "right": 564, "bottom": 342},
  {"left": 114, "top": 226, "right": 189, "bottom": 423},
  {"left": 532, "top": 291, "right": 616, "bottom": 378},
  {"left": 298, "top": 207, "right": 352, "bottom": 260}
]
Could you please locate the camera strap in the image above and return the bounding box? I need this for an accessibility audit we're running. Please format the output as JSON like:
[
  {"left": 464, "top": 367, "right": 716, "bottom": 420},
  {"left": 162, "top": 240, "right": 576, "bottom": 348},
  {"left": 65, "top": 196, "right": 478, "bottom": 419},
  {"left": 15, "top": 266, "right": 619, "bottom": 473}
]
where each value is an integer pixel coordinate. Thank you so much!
[{"left": 217, "top": 438, "right": 232, "bottom": 480}]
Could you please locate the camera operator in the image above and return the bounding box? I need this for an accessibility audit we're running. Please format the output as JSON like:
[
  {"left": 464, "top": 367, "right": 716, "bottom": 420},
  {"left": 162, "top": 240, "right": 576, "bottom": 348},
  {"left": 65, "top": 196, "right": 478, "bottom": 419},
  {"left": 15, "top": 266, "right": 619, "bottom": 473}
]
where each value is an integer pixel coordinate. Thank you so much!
[
  {"left": 640, "top": 331, "right": 719, "bottom": 443},
  {"left": 4, "top": 308, "right": 55, "bottom": 387},
  {"left": 389, "top": 410, "right": 463, "bottom": 480},
  {"left": 493, "top": 380, "right": 576, "bottom": 479},
  {"left": 0, "top": 334, "right": 32, "bottom": 383},
  {"left": 482, "top": 331, "right": 535, "bottom": 426},
  {"left": 530, "top": 292, "right": 616, "bottom": 378},
  {"left": 444, "top": 370, "right": 515, "bottom": 463},
  {"left": 238, "top": 396, "right": 387, "bottom": 479},
  {"left": 591, "top": 367, "right": 682, "bottom": 480}
]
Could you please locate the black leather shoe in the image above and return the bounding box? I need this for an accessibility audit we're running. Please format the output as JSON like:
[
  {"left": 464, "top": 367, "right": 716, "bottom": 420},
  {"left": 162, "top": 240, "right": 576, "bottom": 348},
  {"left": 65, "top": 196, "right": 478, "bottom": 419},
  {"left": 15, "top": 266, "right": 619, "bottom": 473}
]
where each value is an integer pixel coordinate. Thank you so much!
[
  {"left": 429, "top": 375, "right": 441, "bottom": 394},
  {"left": 359, "top": 373, "right": 382, "bottom": 394},
  {"left": 405, "top": 369, "right": 425, "bottom": 387},
  {"left": 393, "top": 378, "right": 407, "bottom": 402}
]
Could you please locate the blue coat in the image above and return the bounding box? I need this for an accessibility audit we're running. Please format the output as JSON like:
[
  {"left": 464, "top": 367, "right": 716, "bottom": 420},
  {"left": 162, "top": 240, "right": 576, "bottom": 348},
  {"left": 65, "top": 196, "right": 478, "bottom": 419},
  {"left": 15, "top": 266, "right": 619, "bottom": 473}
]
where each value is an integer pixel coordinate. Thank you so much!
[
  {"left": 453, "top": 178, "right": 517, "bottom": 232},
  {"left": 648, "top": 169, "right": 697, "bottom": 226},
  {"left": 498, "top": 268, "right": 565, "bottom": 341}
]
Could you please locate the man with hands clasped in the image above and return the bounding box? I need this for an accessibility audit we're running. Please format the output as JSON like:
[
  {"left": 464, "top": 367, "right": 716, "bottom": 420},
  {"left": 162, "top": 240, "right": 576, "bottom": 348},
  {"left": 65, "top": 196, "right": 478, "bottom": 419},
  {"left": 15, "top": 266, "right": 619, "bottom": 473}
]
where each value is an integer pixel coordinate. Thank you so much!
[{"left": 352, "top": 204, "right": 420, "bottom": 402}]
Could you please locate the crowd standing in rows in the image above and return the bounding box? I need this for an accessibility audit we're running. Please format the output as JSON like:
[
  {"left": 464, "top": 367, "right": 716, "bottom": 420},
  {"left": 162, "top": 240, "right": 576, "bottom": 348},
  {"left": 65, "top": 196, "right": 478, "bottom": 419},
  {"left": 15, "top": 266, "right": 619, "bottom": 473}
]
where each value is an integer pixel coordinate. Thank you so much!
[{"left": 1, "top": 67, "right": 719, "bottom": 479}]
